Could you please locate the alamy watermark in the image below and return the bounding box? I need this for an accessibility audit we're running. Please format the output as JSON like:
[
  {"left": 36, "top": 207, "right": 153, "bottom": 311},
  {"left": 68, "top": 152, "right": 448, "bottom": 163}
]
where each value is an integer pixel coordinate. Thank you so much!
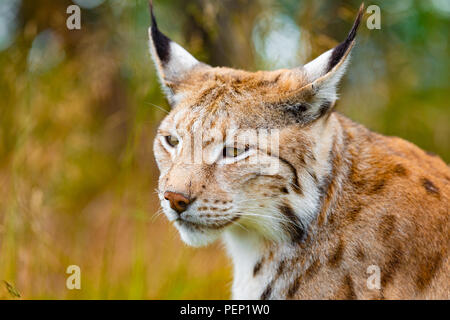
[
  {"left": 366, "top": 265, "right": 381, "bottom": 290},
  {"left": 66, "top": 265, "right": 81, "bottom": 290},
  {"left": 66, "top": 5, "right": 81, "bottom": 30},
  {"left": 160, "top": 128, "right": 281, "bottom": 174},
  {"left": 366, "top": 5, "right": 381, "bottom": 30}
]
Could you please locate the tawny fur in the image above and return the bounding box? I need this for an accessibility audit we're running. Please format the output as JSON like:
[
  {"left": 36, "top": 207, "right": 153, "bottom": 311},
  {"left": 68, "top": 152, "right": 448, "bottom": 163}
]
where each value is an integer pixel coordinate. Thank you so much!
[{"left": 149, "top": 3, "right": 449, "bottom": 299}]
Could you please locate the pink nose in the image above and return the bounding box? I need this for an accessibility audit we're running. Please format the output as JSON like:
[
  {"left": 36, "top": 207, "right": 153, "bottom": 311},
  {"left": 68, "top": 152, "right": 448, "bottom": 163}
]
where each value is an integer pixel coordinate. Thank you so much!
[{"left": 164, "top": 191, "right": 192, "bottom": 214}]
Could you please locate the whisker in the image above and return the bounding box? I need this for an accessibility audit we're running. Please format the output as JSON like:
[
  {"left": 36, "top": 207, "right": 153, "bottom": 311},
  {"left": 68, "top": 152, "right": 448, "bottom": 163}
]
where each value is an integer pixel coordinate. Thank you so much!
[
  {"left": 151, "top": 207, "right": 165, "bottom": 222},
  {"left": 236, "top": 196, "right": 281, "bottom": 203},
  {"left": 145, "top": 101, "right": 170, "bottom": 114},
  {"left": 234, "top": 212, "right": 275, "bottom": 231},
  {"left": 238, "top": 212, "right": 292, "bottom": 225}
]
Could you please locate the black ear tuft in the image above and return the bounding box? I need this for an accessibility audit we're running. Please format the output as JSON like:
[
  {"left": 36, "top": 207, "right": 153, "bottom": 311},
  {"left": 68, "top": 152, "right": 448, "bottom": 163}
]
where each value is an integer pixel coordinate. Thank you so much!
[
  {"left": 149, "top": 0, "right": 171, "bottom": 65},
  {"left": 327, "top": 3, "right": 364, "bottom": 72}
]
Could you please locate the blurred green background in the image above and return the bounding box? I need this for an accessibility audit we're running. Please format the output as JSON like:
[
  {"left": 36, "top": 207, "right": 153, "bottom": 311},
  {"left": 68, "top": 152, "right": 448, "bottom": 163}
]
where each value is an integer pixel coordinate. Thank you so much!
[{"left": 0, "top": 0, "right": 448, "bottom": 299}]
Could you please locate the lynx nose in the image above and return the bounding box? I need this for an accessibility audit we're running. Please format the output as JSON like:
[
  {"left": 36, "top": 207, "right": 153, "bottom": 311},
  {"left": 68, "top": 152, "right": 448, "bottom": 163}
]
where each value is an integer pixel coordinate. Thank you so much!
[{"left": 164, "top": 191, "right": 192, "bottom": 214}]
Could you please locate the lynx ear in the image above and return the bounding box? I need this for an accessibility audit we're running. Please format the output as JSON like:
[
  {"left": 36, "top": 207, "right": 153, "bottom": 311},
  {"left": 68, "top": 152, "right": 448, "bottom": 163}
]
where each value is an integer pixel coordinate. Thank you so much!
[
  {"left": 292, "top": 4, "right": 364, "bottom": 122},
  {"left": 148, "top": 1, "right": 207, "bottom": 103}
]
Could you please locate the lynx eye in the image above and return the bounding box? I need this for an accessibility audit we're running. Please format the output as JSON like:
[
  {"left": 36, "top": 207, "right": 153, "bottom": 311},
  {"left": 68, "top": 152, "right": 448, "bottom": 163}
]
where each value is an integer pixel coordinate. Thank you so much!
[
  {"left": 223, "top": 147, "right": 246, "bottom": 158},
  {"left": 164, "top": 135, "right": 179, "bottom": 147}
]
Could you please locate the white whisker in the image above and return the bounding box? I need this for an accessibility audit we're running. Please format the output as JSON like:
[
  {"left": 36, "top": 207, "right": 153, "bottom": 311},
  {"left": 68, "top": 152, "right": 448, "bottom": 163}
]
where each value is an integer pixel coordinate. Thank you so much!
[{"left": 145, "top": 101, "right": 170, "bottom": 114}]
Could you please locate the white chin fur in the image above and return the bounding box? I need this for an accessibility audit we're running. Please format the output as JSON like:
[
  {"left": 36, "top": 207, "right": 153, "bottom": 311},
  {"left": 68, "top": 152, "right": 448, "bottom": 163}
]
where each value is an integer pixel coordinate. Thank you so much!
[{"left": 174, "top": 221, "right": 222, "bottom": 247}]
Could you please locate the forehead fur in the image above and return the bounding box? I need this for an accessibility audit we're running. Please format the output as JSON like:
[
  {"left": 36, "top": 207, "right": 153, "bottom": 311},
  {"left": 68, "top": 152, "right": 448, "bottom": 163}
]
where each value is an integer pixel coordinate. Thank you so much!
[{"left": 169, "top": 66, "right": 313, "bottom": 129}]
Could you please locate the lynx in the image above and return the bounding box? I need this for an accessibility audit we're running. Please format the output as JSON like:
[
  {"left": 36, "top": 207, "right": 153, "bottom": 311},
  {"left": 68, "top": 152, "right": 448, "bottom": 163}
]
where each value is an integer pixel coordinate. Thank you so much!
[{"left": 149, "top": 3, "right": 449, "bottom": 299}]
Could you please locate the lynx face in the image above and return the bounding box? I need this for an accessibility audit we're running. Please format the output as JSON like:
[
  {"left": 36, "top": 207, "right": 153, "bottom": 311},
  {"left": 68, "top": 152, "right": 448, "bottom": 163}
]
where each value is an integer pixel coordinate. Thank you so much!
[
  {"left": 154, "top": 101, "right": 290, "bottom": 247},
  {"left": 150, "top": 5, "right": 362, "bottom": 247},
  {"left": 153, "top": 70, "right": 320, "bottom": 247}
]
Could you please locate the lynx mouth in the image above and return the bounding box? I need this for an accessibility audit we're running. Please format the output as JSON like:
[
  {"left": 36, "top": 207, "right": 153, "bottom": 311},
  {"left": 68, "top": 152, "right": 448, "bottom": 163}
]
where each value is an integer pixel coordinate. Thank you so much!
[{"left": 175, "top": 215, "right": 240, "bottom": 231}]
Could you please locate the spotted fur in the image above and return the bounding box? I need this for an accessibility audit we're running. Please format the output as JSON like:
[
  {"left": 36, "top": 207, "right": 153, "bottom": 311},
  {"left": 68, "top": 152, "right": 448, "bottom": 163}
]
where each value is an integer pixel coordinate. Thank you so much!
[{"left": 149, "top": 3, "right": 449, "bottom": 299}]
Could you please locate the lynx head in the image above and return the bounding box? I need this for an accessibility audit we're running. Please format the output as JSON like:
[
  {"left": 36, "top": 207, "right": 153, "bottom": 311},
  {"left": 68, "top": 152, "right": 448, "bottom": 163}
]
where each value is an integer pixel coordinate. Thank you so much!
[{"left": 150, "top": 2, "right": 364, "bottom": 247}]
